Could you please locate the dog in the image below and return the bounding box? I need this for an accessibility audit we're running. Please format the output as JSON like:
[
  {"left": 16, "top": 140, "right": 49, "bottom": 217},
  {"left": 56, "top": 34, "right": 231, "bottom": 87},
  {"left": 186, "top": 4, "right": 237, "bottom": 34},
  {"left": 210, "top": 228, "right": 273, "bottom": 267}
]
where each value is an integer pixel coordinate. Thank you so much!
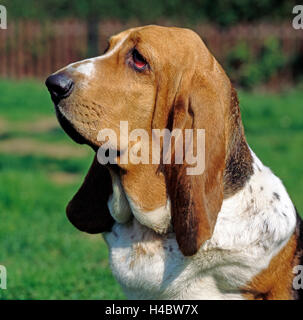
[{"left": 46, "top": 25, "right": 302, "bottom": 300}]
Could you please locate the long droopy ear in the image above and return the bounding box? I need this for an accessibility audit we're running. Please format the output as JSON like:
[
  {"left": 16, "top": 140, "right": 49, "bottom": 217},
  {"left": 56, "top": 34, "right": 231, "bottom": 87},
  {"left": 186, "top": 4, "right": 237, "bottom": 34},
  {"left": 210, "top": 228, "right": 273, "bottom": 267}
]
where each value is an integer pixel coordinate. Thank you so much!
[
  {"left": 66, "top": 155, "right": 114, "bottom": 233},
  {"left": 163, "top": 55, "right": 230, "bottom": 256}
]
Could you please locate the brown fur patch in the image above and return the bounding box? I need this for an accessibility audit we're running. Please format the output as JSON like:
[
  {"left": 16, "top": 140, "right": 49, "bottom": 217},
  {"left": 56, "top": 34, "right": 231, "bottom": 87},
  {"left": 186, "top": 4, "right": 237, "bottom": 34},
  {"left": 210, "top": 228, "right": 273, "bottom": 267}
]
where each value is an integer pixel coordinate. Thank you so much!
[
  {"left": 129, "top": 242, "right": 158, "bottom": 269},
  {"left": 162, "top": 61, "right": 227, "bottom": 256},
  {"left": 241, "top": 230, "right": 300, "bottom": 300}
]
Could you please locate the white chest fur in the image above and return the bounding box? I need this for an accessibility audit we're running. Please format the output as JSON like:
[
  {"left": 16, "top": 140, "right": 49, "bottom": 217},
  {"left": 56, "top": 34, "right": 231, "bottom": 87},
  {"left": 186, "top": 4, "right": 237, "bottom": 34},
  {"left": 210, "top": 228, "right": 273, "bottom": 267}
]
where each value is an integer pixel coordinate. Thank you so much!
[{"left": 103, "top": 150, "right": 297, "bottom": 300}]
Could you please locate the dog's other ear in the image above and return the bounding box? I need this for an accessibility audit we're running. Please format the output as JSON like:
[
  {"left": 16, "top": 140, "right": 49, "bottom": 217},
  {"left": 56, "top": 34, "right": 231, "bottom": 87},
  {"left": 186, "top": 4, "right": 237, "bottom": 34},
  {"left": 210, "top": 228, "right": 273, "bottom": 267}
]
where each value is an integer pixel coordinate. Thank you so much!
[
  {"left": 66, "top": 155, "right": 114, "bottom": 233},
  {"left": 164, "top": 60, "right": 230, "bottom": 256}
]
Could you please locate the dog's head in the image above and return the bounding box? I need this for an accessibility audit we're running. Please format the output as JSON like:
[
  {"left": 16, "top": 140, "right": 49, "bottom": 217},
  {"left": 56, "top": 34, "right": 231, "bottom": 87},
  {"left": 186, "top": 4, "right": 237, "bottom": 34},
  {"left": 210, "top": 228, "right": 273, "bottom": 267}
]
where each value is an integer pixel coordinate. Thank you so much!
[{"left": 46, "top": 25, "right": 252, "bottom": 256}]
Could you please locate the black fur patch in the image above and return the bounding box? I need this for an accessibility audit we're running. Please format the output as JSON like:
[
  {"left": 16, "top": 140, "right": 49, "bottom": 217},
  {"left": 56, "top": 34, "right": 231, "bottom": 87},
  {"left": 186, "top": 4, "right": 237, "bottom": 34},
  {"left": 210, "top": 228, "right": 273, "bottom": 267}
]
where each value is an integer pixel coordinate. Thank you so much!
[
  {"left": 292, "top": 207, "right": 303, "bottom": 300},
  {"left": 223, "top": 86, "right": 254, "bottom": 198},
  {"left": 273, "top": 192, "right": 281, "bottom": 201}
]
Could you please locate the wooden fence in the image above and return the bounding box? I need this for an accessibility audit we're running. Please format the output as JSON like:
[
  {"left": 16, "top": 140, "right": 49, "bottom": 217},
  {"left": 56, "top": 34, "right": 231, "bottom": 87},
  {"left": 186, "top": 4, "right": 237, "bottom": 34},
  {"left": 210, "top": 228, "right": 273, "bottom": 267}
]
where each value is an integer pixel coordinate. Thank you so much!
[{"left": 0, "top": 20, "right": 302, "bottom": 80}]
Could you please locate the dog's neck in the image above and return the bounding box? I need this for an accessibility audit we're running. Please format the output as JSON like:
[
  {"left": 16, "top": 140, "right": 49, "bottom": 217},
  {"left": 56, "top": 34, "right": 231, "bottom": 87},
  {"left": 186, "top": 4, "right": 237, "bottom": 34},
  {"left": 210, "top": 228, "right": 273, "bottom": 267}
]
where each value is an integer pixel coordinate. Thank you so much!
[{"left": 104, "top": 149, "right": 297, "bottom": 299}]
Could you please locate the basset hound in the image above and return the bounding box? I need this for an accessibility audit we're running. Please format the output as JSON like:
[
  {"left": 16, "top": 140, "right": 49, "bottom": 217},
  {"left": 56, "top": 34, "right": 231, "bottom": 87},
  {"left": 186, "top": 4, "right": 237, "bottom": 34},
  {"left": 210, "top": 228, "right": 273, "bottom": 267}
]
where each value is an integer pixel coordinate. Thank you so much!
[{"left": 45, "top": 25, "right": 303, "bottom": 300}]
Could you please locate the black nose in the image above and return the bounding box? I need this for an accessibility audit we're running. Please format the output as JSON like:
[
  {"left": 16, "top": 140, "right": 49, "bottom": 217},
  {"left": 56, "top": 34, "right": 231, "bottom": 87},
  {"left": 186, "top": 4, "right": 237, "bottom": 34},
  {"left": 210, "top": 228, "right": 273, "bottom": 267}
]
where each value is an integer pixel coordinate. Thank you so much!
[{"left": 45, "top": 73, "right": 74, "bottom": 102}]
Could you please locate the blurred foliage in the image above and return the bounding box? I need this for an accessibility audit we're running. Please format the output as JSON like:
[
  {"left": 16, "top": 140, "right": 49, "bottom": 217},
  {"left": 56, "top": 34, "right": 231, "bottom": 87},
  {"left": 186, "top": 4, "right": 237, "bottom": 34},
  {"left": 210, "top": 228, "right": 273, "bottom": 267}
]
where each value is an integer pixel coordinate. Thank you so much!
[
  {"left": 1, "top": 0, "right": 298, "bottom": 26},
  {"left": 226, "top": 37, "right": 289, "bottom": 89},
  {"left": 1, "top": 0, "right": 301, "bottom": 86}
]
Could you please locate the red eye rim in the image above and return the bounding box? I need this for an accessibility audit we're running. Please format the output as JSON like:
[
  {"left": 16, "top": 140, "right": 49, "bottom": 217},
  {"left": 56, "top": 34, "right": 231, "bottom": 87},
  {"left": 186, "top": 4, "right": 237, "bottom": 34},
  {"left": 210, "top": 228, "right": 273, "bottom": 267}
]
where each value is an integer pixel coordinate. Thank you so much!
[{"left": 132, "top": 49, "right": 148, "bottom": 71}]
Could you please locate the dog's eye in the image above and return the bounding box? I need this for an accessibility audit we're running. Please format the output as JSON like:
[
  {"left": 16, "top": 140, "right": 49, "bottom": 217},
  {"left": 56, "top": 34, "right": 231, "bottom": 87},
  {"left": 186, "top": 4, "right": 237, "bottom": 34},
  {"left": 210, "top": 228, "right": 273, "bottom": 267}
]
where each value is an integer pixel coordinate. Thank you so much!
[{"left": 132, "top": 49, "right": 147, "bottom": 71}]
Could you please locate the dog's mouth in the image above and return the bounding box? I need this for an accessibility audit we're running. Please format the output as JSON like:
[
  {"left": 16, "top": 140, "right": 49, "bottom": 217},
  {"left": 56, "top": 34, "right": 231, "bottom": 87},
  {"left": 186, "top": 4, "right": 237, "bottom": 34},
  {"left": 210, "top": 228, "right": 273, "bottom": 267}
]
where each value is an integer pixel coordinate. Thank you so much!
[
  {"left": 55, "top": 105, "right": 122, "bottom": 165},
  {"left": 55, "top": 105, "right": 98, "bottom": 152}
]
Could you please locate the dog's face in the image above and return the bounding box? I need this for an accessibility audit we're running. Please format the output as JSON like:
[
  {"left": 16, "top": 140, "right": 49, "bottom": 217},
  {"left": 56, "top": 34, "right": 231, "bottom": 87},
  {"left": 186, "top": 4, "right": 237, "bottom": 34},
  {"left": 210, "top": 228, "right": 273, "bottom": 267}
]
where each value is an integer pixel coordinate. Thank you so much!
[
  {"left": 46, "top": 25, "right": 250, "bottom": 256},
  {"left": 47, "top": 26, "right": 216, "bottom": 156},
  {"left": 51, "top": 28, "right": 155, "bottom": 152}
]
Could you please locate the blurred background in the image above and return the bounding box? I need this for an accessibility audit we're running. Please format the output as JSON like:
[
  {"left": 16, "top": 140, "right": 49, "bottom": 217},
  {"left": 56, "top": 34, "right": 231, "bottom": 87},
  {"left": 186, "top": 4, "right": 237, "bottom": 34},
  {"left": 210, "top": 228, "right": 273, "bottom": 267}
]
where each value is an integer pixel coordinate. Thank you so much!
[{"left": 0, "top": 0, "right": 302, "bottom": 299}]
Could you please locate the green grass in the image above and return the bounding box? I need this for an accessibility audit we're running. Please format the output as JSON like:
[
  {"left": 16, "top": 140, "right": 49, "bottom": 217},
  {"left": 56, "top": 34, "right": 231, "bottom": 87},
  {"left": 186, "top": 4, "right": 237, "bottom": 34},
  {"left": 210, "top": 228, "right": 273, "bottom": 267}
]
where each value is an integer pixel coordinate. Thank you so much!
[
  {"left": 0, "top": 154, "right": 125, "bottom": 300},
  {"left": 239, "top": 88, "right": 303, "bottom": 211},
  {"left": 0, "top": 79, "right": 125, "bottom": 299},
  {"left": 0, "top": 79, "right": 302, "bottom": 300},
  {"left": 0, "top": 79, "right": 54, "bottom": 122}
]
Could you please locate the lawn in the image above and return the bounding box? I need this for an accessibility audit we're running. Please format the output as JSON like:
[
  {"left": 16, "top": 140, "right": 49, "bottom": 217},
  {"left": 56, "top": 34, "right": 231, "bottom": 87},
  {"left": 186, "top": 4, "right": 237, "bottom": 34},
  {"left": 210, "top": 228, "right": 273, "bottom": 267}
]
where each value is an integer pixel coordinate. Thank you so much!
[{"left": 0, "top": 79, "right": 302, "bottom": 300}]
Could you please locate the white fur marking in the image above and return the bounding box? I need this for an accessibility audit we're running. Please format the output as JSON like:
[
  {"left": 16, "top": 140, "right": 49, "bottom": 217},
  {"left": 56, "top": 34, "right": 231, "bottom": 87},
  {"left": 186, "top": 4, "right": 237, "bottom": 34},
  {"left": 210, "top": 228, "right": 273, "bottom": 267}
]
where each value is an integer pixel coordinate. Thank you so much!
[
  {"left": 73, "top": 61, "right": 95, "bottom": 77},
  {"left": 107, "top": 169, "right": 132, "bottom": 223},
  {"left": 104, "top": 147, "right": 297, "bottom": 299},
  {"left": 127, "top": 196, "right": 172, "bottom": 234},
  {"left": 57, "top": 34, "right": 129, "bottom": 78}
]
